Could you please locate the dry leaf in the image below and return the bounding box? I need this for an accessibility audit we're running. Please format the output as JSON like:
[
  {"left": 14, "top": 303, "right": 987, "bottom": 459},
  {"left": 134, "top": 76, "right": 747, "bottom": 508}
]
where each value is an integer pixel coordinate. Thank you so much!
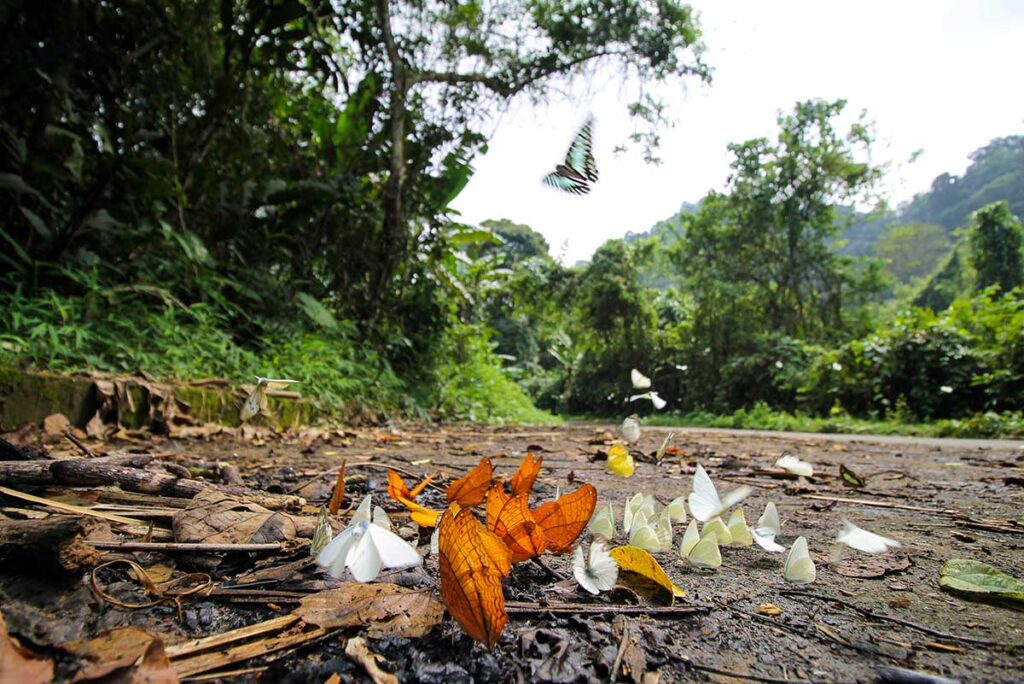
[
  {"left": 0, "top": 612, "right": 52, "bottom": 684},
  {"left": 43, "top": 413, "right": 71, "bottom": 436},
  {"left": 609, "top": 546, "right": 685, "bottom": 603},
  {"left": 172, "top": 490, "right": 296, "bottom": 545},
  {"left": 756, "top": 602, "right": 783, "bottom": 616},
  {"left": 65, "top": 626, "right": 177, "bottom": 683},
  {"left": 344, "top": 637, "right": 397, "bottom": 684},
  {"left": 293, "top": 583, "right": 442, "bottom": 638}
]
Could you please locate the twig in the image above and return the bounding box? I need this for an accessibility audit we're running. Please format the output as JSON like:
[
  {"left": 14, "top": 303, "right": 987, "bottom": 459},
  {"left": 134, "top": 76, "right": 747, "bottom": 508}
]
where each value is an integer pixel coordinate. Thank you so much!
[
  {"left": 286, "top": 461, "right": 445, "bottom": 496},
  {"left": 0, "top": 486, "right": 147, "bottom": 526},
  {"left": 530, "top": 557, "right": 567, "bottom": 582},
  {"left": 181, "top": 666, "right": 269, "bottom": 682},
  {"left": 800, "top": 494, "right": 950, "bottom": 514},
  {"left": 610, "top": 621, "right": 630, "bottom": 682},
  {"left": 674, "top": 656, "right": 814, "bottom": 684},
  {"left": 505, "top": 601, "right": 706, "bottom": 616},
  {"left": 87, "top": 541, "right": 284, "bottom": 553},
  {"left": 63, "top": 430, "right": 97, "bottom": 457},
  {"left": 778, "top": 590, "right": 1024, "bottom": 648},
  {"left": 166, "top": 615, "right": 300, "bottom": 659}
]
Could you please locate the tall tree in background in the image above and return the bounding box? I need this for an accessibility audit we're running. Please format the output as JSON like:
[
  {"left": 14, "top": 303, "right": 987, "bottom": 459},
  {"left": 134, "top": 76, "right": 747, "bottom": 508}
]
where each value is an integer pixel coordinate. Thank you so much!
[
  {"left": 873, "top": 223, "right": 950, "bottom": 284},
  {"left": 969, "top": 201, "right": 1024, "bottom": 295}
]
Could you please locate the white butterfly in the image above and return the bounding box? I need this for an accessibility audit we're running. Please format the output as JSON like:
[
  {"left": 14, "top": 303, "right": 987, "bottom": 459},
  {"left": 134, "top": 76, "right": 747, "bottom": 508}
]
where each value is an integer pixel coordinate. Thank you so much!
[
  {"left": 687, "top": 535, "right": 722, "bottom": 569},
  {"left": 678, "top": 520, "right": 700, "bottom": 558},
  {"left": 620, "top": 415, "right": 641, "bottom": 444},
  {"left": 622, "top": 493, "right": 654, "bottom": 535},
  {"left": 573, "top": 540, "right": 619, "bottom": 595},
  {"left": 688, "top": 464, "right": 752, "bottom": 522},
  {"left": 752, "top": 502, "right": 785, "bottom": 552},
  {"left": 775, "top": 454, "right": 814, "bottom": 477},
  {"left": 629, "top": 391, "right": 667, "bottom": 410},
  {"left": 240, "top": 376, "right": 299, "bottom": 422},
  {"left": 783, "top": 536, "right": 816, "bottom": 583},
  {"left": 655, "top": 432, "right": 676, "bottom": 463},
  {"left": 372, "top": 506, "right": 393, "bottom": 531},
  {"left": 629, "top": 517, "right": 665, "bottom": 553},
  {"left": 310, "top": 505, "right": 333, "bottom": 558},
  {"left": 726, "top": 508, "right": 753, "bottom": 547},
  {"left": 835, "top": 519, "right": 901, "bottom": 554},
  {"left": 350, "top": 494, "right": 373, "bottom": 525},
  {"left": 316, "top": 519, "right": 422, "bottom": 582},
  {"left": 700, "top": 516, "right": 733, "bottom": 545},
  {"left": 588, "top": 502, "right": 616, "bottom": 539},
  {"left": 631, "top": 368, "right": 652, "bottom": 390},
  {"left": 664, "top": 496, "right": 687, "bottom": 524}
]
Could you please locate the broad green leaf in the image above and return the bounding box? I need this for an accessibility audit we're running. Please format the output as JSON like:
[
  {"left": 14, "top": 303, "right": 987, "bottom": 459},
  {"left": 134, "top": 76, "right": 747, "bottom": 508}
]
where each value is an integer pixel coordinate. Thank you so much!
[
  {"left": 939, "top": 559, "right": 1024, "bottom": 602},
  {"left": 296, "top": 292, "right": 339, "bottom": 331}
]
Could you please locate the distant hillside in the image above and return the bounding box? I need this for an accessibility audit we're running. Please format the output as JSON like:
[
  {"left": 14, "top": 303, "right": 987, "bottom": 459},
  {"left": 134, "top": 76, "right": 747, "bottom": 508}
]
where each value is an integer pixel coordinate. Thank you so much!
[
  {"left": 841, "top": 134, "right": 1024, "bottom": 256},
  {"left": 623, "top": 201, "right": 700, "bottom": 245}
]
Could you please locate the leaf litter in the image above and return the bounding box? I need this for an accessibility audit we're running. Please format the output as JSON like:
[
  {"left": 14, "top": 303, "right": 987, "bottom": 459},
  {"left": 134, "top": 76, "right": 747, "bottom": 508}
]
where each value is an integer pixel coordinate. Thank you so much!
[{"left": 0, "top": 420, "right": 1022, "bottom": 681}]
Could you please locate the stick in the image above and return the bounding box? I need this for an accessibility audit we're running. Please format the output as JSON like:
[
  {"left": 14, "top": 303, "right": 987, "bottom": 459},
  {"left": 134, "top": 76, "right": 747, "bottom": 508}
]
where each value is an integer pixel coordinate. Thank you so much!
[
  {"left": 800, "top": 495, "right": 950, "bottom": 514},
  {"left": 610, "top": 622, "right": 630, "bottom": 682},
  {"left": 166, "top": 615, "right": 299, "bottom": 659},
  {"left": 530, "top": 557, "right": 567, "bottom": 582},
  {"left": 505, "top": 601, "right": 706, "bottom": 616},
  {"left": 63, "top": 431, "right": 97, "bottom": 458},
  {"left": 778, "top": 590, "right": 1024, "bottom": 648},
  {"left": 0, "top": 486, "right": 147, "bottom": 525},
  {"left": 86, "top": 541, "right": 284, "bottom": 553},
  {"left": 172, "top": 627, "right": 329, "bottom": 678}
]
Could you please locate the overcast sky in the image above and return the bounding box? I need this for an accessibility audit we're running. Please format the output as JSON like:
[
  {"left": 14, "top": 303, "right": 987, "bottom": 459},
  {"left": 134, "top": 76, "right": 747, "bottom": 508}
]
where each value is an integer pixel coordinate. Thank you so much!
[{"left": 449, "top": 0, "right": 1024, "bottom": 264}]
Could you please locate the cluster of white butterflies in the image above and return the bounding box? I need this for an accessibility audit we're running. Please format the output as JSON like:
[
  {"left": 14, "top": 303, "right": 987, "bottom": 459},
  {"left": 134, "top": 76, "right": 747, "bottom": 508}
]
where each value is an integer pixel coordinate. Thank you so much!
[
  {"left": 628, "top": 368, "right": 667, "bottom": 410},
  {"left": 574, "top": 462, "right": 902, "bottom": 593},
  {"left": 312, "top": 494, "right": 423, "bottom": 583}
]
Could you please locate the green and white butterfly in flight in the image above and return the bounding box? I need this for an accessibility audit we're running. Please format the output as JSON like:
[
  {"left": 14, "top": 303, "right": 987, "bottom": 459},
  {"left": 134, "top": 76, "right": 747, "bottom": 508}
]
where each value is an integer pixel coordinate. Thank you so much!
[{"left": 542, "top": 116, "right": 599, "bottom": 195}]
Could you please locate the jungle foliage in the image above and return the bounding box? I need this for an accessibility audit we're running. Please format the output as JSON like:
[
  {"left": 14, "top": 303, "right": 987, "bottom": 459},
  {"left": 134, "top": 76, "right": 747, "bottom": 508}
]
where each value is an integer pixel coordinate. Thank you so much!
[{"left": 1, "top": 3, "right": 1022, "bottom": 433}]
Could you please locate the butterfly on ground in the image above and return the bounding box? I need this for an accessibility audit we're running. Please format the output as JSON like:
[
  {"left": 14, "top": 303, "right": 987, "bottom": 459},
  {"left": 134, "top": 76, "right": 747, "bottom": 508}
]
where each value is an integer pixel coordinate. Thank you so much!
[{"left": 541, "top": 116, "right": 599, "bottom": 195}]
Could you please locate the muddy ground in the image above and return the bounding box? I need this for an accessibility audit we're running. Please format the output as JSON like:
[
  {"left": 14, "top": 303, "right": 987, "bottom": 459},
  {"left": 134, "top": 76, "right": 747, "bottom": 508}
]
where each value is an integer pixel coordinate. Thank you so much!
[{"left": 2, "top": 422, "right": 1023, "bottom": 683}]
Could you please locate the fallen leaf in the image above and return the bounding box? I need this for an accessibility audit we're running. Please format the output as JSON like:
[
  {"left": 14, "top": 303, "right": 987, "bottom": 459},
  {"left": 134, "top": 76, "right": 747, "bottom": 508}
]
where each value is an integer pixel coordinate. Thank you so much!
[
  {"left": 756, "top": 603, "right": 783, "bottom": 616},
  {"left": 889, "top": 597, "right": 912, "bottom": 609},
  {"left": 832, "top": 554, "right": 911, "bottom": 578},
  {"left": 294, "top": 583, "right": 442, "bottom": 638},
  {"left": 65, "top": 626, "right": 176, "bottom": 683},
  {"left": 922, "top": 641, "right": 968, "bottom": 654},
  {"left": 345, "top": 637, "right": 397, "bottom": 684},
  {"left": 0, "top": 612, "right": 52, "bottom": 684},
  {"left": 609, "top": 546, "right": 685, "bottom": 603},
  {"left": 940, "top": 559, "right": 1024, "bottom": 602},
  {"left": 172, "top": 490, "right": 296, "bottom": 545},
  {"left": 43, "top": 413, "right": 71, "bottom": 436}
]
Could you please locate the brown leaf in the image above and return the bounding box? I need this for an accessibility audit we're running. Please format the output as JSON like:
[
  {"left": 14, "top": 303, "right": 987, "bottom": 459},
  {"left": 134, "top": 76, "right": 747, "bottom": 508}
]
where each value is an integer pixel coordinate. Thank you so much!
[
  {"left": 43, "top": 413, "right": 71, "bottom": 436},
  {"left": 832, "top": 554, "right": 912, "bottom": 578},
  {"left": 172, "top": 490, "right": 296, "bottom": 545},
  {"left": 294, "top": 583, "right": 442, "bottom": 638},
  {"left": 0, "top": 612, "right": 53, "bottom": 684},
  {"left": 344, "top": 637, "right": 397, "bottom": 684},
  {"left": 65, "top": 626, "right": 177, "bottom": 683},
  {"left": 756, "top": 602, "right": 784, "bottom": 616},
  {"left": 85, "top": 413, "right": 107, "bottom": 440},
  {"left": 889, "top": 597, "right": 912, "bottom": 609}
]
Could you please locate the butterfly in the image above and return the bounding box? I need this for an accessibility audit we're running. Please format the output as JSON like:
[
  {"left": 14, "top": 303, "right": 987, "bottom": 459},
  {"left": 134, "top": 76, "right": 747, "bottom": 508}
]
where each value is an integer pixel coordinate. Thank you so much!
[
  {"left": 438, "top": 503, "right": 511, "bottom": 649},
  {"left": 700, "top": 516, "right": 732, "bottom": 545},
  {"left": 607, "top": 443, "right": 635, "bottom": 477},
  {"left": 447, "top": 457, "right": 494, "bottom": 507},
  {"left": 387, "top": 470, "right": 434, "bottom": 502},
  {"left": 839, "top": 464, "right": 865, "bottom": 488},
  {"left": 784, "top": 536, "right": 816, "bottom": 583},
  {"left": 622, "top": 493, "right": 654, "bottom": 536},
  {"left": 509, "top": 452, "right": 543, "bottom": 496},
  {"left": 532, "top": 483, "right": 598, "bottom": 553},
  {"left": 688, "top": 464, "right": 752, "bottom": 522},
  {"left": 726, "top": 508, "right": 753, "bottom": 547},
  {"left": 629, "top": 509, "right": 673, "bottom": 553},
  {"left": 620, "top": 414, "right": 641, "bottom": 444},
  {"left": 752, "top": 502, "right": 785, "bottom": 552},
  {"left": 573, "top": 540, "right": 619, "bottom": 595},
  {"left": 684, "top": 527, "right": 722, "bottom": 569},
  {"left": 485, "top": 484, "right": 547, "bottom": 563},
  {"left": 775, "top": 454, "right": 813, "bottom": 477},
  {"left": 587, "top": 502, "right": 616, "bottom": 539},
  {"left": 240, "top": 376, "right": 299, "bottom": 422},
  {"left": 315, "top": 495, "right": 422, "bottom": 582},
  {"left": 629, "top": 391, "right": 667, "bottom": 410},
  {"left": 541, "top": 117, "right": 599, "bottom": 195},
  {"left": 663, "top": 496, "right": 687, "bottom": 524},
  {"left": 310, "top": 505, "right": 333, "bottom": 558},
  {"left": 835, "top": 519, "right": 901, "bottom": 554},
  {"left": 630, "top": 368, "right": 651, "bottom": 390}
]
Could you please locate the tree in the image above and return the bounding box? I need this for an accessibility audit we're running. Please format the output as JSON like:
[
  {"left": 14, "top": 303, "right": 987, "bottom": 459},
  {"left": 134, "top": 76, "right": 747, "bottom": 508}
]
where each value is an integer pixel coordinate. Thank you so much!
[
  {"left": 969, "top": 201, "right": 1024, "bottom": 294},
  {"left": 873, "top": 223, "right": 950, "bottom": 284},
  {"left": 478, "top": 219, "right": 551, "bottom": 264}
]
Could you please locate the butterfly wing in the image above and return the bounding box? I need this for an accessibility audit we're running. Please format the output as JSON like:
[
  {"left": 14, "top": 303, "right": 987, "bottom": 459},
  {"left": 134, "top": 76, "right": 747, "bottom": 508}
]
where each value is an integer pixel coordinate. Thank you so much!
[
  {"left": 587, "top": 502, "right": 615, "bottom": 539},
  {"left": 631, "top": 368, "right": 651, "bottom": 390},
  {"left": 316, "top": 523, "right": 360, "bottom": 578},
  {"left": 351, "top": 494, "right": 373, "bottom": 525},
  {"left": 756, "top": 502, "right": 782, "bottom": 536},
  {"left": 726, "top": 508, "right": 753, "bottom": 547},
  {"left": 366, "top": 523, "right": 423, "bottom": 571},
  {"left": 629, "top": 522, "right": 662, "bottom": 553},
  {"left": 687, "top": 536, "right": 722, "bottom": 569},
  {"left": 447, "top": 457, "right": 494, "bottom": 506},
  {"left": 542, "top": 169, "right": 591, "bottom": 195},
  {"left": 240, "top": 385, "right": 262, "bottom": 422},
  {"left": 533, "top": 483, "right": 598, "bottom": 553},
  {"left": 346, "top": 523, "right": 383, "bottom": 582},
  {"left": 664, "top": 496, "right": 688, "bottom": 524},
  {"left": 387, "top": 470, "right": 413, "bottom": 502},
  {"left": 372, "top": 506, "right": 393, "bottom": 531},
  {"left": 310, "top": 506, "right": 333, "bottom": 558},
  {"left": 564, "top": 117, "right": 598, "bottom": 182},
  {"left": 688, "top": 464, "right": 722, "bottom": 522},
  {"left": 587, "top": 540, "right": 619, "bottom": 591},
  {"left": 836, "top": 519, "right": 900, "bottom": 553},
  {"left": 438, "top": 504, "right": 511, "bottom": 648},
  {"left": 509, "top": 452, "right": 543, "bottom": 496},
  {"left": 487, "top": 486, "right": 547, "bottom": 563},
  {"left": 784, "top": 536, "right": 816, "bottom": 583},
  {"left": 678, "top": 520, "right": 700, "bottom": 558}
]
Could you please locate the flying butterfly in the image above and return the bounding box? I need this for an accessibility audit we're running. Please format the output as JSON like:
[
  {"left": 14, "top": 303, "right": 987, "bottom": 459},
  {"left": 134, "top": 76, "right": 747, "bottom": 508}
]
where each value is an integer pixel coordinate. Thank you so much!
[{"left": 542, "top": 116, "right": 599, "bottom": 195}]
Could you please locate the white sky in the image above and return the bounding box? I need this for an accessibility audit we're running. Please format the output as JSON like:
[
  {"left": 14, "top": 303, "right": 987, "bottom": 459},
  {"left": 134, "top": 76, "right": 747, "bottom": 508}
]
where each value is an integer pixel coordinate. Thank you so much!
[{"left": 450, "top": 0, "right": 1024, "bottom": 264}]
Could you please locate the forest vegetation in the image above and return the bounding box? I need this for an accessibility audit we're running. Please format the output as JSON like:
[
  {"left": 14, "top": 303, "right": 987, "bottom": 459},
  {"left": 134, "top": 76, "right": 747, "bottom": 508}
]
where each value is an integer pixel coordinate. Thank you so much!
[{"left": 2, "top": 1, "right": 1023, "bottom": 436}]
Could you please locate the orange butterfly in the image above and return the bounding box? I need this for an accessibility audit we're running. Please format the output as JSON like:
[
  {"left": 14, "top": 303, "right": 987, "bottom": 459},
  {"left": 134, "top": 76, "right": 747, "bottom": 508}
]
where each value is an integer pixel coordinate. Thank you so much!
[
  {"left": 509, "top": 452, "right": 543, "bottom": 496},
  {"left": 386, "top": 470, "right": 434, "bottom": 502},
  {"left": 446, "top": 457, "right": 494, "bottom": 507},
  {"left": 532, "top": 483, "right": 598, "bottom": 554},
  {"left": 485, "top": 484, "right": 547, "bottom": 563},
  {"left": 438, "top": 503, "right": 511, "bottom": 649}
]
